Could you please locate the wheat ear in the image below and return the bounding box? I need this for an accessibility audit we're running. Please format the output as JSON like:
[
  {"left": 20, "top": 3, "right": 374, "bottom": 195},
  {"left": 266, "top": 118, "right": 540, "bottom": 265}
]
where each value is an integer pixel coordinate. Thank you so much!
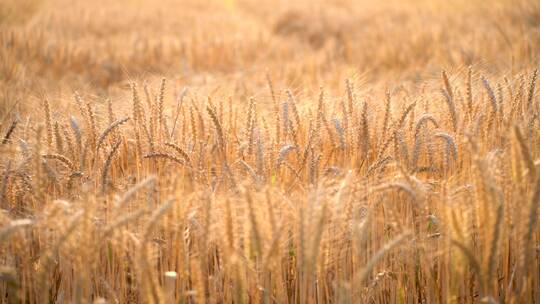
[
  {"left": 96, "top": 117, "right": 130, "bottom": 151},
  {"left": 101, "top": 139, "right": 122, "bottom": 194}
]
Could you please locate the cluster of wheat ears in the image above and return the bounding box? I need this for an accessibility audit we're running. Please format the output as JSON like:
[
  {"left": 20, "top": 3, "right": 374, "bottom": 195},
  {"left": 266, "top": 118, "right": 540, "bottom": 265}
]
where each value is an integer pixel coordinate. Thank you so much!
[{"left": 0, "top": 67, "right": 539, "bottom": 303}]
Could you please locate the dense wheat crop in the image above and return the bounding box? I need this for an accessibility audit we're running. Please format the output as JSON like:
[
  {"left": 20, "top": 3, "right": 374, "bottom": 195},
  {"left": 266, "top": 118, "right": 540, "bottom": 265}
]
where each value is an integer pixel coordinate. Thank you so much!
[{"left": 1, "top": 0, "right": 540, "bottom": 303}]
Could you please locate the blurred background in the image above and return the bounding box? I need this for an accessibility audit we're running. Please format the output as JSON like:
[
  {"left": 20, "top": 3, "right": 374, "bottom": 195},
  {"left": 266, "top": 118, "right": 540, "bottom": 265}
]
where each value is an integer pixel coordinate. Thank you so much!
[{"left": 1, "top": 0, "right": 539, "bottom": 118}]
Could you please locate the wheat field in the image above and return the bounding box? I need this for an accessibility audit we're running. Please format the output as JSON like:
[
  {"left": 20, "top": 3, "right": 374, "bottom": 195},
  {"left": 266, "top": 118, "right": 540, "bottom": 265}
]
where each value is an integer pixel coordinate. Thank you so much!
[{"left": 1, "top": 0, "right": 540, "bottom": 303}]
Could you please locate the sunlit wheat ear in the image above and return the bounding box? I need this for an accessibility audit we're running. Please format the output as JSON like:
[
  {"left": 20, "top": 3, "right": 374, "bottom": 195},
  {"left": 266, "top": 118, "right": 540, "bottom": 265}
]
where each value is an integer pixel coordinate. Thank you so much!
[
  {"left": 332, "top": 118, "right": 345, "bottom": 149},
  {"left": 467, "top": 66, "right": 474, "bottom": 117},
  {"left": 393, "top": 130, "right": 410, "bottom": 170},
  {"left": 101, "top": 139, "right": 122, "bottom": 194},
  {"left": 381, "top": 91, "right": 392, "bottom": 141},
  {"left": 282, "top": 102, "right": 289, "bottom": 140},
  {"left": 317, "top": 90, "right": 336, "bottom": 148},
  {"left": 376, "top": 131, "right": 395, "bottom": 162},
  {"left": 85, "top": 101, "right": 97, "bottom": 148},
  {"left": 206, "top": 105, "right": 225, "bottom": 150},
  {"left": 286, "top": 89, "right": 301, "bottom": 128},
  {"left": 526, "top": 68, "right": 538, "bottom": 110},
  {"left": 144, "top": 152, "right": 185, "bottom": 167},
  {"left": 434, "top": 132, "right": 458, "bottom": 170},
  {"left": 143, "top": 80, "right": 153, "bottom": 110},
  {"left": 411, "top": 133, "right": 423, "bottom": 172},
  {"left": 69, "top": 116, "right": 82, "bottom": 148},
  {"left": 238, "top": 160, "right": 260, "bottom": 184},
  {"left": 441, "top": 89, "right": 458, "bottom": 132},
  {"left": 360, "top": 101, "right": 369, "bottom": 158},
  {"left": 481, "top": 76, "right": 498, "bottom": 114},
  {"left": 346, "top": 78, "right": 355, "bottom": 117},
  {"left": 1, "top": 120, "right": 17, "bottom": 145},
  {"left": 106, "top": 98, "right": 116, "bottom": 126},
  {"left": 308, "top": 152, "right": 321, "bottom": 185},
  {"left": 54, "top": 121, "right": 64, "bottom": 154},
  {"left": 96, "top": 117, "right": 130, "bottom": 152},
  {"left": 171, "top": 88, "right": 187, "bottom": 138},
  {"left": 164, "top": 142, "right": 192, "bottom": 167},
  {"left": 442, "top": 70, "right": 454, "bottom": 100},
  {"left": 414, "top": 114, "right": 439, "bottom": 137},
  {"left": 149, "top": 99, "right": 158, "bottom": 147},
  {"left": 158, "top": 78, "right": 166, "bottom": 133},
  {"left": 61, "top": 125, "right": 75, "bottom": 160},
  {"left": 277, "top": 144, "right": 296, "bottom": 167},
  {"left": 73, "top": 91, "right": 86, "bottom": 119},
  {"left": 397, "top": 101, "right": 416, "bottom": 129},
  {"left": 42, "top": 154, "right": 75, "bottom": 171},
  {"left": 246, "top": 98, "right": 257, "bottom": 155},
  {"left": 504, "top": 76, "right": 514, "bottom": 103},
  {"left": 255, "top": 135, "right": 265, "bottom": 176},
  {"left": 130, "top": 83, "right": 143, "bottom": 152},
  {"left": 42, "top": 99, "right": 53, "bottom": 149},
  {"left": 513, "top": 74, "right": 527, "bottom": 118}
]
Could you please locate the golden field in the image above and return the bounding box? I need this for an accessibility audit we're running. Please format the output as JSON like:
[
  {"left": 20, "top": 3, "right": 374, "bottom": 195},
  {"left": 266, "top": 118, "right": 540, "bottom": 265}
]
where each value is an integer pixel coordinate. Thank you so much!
[{"left": 1, "top": 0, "right": 540, "bottom": 302}]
